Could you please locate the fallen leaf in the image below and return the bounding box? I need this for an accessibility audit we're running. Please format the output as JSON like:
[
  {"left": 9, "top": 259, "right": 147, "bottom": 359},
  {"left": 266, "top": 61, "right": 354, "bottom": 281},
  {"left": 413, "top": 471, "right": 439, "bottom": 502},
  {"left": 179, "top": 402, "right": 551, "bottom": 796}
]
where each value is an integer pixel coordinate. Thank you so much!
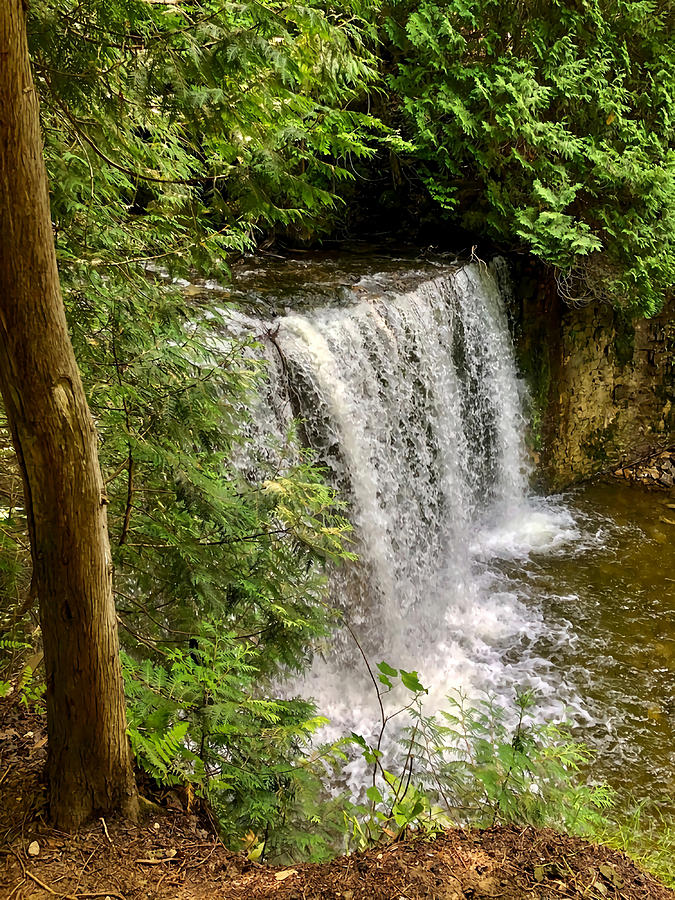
[
  {"left": 599, "top": 863, "right": 624, "bottom": 888},
  {"left": 275, "top": 869, "right": 298, "bottom": 882},
  {"left": 247, "top": 844, "right": 264, "bottom": 862}
]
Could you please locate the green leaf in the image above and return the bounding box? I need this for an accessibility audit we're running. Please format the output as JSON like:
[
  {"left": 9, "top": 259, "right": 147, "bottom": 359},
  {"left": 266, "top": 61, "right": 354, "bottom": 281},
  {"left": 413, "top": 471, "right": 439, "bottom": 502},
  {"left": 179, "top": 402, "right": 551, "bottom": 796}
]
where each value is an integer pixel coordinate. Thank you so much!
[
  {"left": 400, "top": 669, "right": 426, "bottom": 693},
  {"left": 377, "top": 661, "right": 398, "bottom": 678}
]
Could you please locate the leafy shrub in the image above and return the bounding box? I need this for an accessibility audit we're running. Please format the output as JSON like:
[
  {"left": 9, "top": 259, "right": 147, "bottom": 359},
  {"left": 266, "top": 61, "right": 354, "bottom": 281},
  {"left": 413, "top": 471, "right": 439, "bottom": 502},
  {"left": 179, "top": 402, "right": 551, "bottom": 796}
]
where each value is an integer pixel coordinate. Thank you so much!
[
  {"left": 345, "top": 667, "right": 613, "bottom": 848},
  {"left": 384, "top": 0, "right": 675, "bottom": 313},
  {"left": 405, "top": 691, "right": 614, "bottom": 833},
  {"left": 123, "top": 623, "right": 350, "bottom": 861}
]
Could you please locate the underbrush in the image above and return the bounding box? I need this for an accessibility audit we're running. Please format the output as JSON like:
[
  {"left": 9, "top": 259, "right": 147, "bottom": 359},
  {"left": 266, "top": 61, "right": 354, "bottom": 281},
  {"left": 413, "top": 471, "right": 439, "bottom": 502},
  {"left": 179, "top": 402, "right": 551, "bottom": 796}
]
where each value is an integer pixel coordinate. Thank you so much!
[
  {"left": 596, "top": 804, "right": 675, "bottom": 890},
  {"left": 120, "top": 641, "right": 675, "bottom": 886},
  {"left": 343, "top": 673, "right": 675, "bottom": 889},
  {"left": 3, "top": 636, "right": 674, "bottom": 888}
]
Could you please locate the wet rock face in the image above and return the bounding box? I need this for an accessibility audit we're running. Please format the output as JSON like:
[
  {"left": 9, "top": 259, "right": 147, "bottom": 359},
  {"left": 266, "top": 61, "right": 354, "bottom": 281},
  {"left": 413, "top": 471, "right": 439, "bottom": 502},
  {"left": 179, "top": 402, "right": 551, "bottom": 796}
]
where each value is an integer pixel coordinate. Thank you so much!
[
  {"left": 614, "top": 448, "right": 675, "bottom": 490},
  {"left": 513, "top": 275, "right": 675, "bottom": 489}
]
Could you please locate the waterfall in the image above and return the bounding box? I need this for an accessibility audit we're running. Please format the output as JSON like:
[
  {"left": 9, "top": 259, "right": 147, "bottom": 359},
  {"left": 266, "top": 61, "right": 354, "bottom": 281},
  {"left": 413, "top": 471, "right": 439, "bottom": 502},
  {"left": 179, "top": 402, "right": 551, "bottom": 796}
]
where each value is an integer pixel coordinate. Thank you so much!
[
  {"left": 223, "top": 258, "right": 584, "bottom": 780},
  {"left": 268, "top": 262, "right": 528, "bottom": 622}
]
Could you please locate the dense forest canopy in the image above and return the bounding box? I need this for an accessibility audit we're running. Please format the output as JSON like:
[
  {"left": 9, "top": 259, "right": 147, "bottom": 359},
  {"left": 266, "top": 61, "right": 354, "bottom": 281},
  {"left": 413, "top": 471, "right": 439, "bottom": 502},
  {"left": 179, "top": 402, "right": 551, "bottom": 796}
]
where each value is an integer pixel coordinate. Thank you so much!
[
  {"left": 29, "top": 0, "right": 675, "bottom": 314},
  {"left": 385, "top": 0, "right": 675, "bottom": 313},
  {"left": 0, "top": 0, "right": 674, "bottom": 871}
]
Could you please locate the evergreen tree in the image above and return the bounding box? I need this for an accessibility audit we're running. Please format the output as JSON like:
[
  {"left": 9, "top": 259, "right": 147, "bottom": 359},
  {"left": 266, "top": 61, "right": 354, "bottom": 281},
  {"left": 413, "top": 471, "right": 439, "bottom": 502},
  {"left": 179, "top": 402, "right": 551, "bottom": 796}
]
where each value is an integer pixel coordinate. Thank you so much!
[
  {"left": 384, "top": 0, "right": 675, "bottom": 313},
  {"left": 0, "top": 0, "right": 372, "bottom": 832},
  {"left": 0, "top": 0, "right": 138, "bottom": 829}
]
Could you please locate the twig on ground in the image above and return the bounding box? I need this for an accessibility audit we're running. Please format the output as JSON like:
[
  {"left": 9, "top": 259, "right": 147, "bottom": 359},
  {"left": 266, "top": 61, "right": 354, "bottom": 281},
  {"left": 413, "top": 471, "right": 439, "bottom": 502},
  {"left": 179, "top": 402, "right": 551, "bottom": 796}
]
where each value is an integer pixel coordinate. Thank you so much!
[
  {"left": 100, "top": 818, "right": 113, "bottom": 844},
  {"left": 6, "top": 877, "right": 26, "bottom": 900},
  {"left": 135, "top": 857, "right": 181, "bottom": 864},
  {"left": 11, "top": 847, "right": 126, "bottom": 900},
  {"left": 72, "top": 846, "right": 97, "bottom": 896}
]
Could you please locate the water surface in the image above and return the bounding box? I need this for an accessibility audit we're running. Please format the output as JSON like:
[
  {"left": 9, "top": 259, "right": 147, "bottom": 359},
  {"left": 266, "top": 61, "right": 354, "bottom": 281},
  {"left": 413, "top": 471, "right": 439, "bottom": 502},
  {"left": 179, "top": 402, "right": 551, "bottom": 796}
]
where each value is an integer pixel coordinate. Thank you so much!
[{"left": 515, "top": 481, "right": 675, "bottom": 808}]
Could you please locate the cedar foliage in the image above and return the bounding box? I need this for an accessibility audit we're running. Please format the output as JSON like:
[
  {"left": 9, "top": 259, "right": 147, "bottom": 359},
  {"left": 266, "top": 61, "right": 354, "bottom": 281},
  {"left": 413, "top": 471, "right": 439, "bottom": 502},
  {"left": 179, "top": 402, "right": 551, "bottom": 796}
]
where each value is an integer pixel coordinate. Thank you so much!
[
  {"left": 383, "top": 0, "right": 675, "bottom": 313},
  {"left": 1, "top": 0, "right": 674, "bottom": 851},
  {"left": 4, "top": 0, "right": 369, "bottom": 840}
]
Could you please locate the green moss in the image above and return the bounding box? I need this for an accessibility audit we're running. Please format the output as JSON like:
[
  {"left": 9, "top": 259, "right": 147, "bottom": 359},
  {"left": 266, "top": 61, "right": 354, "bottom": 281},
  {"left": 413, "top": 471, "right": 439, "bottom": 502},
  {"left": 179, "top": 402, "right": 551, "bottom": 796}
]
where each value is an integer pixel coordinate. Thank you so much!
[
  {"left": 581, "top": 423, "right": 619, "bottom": 467},
  {"left": 516, "top": 342, "right": 552, "bottom": 453}
]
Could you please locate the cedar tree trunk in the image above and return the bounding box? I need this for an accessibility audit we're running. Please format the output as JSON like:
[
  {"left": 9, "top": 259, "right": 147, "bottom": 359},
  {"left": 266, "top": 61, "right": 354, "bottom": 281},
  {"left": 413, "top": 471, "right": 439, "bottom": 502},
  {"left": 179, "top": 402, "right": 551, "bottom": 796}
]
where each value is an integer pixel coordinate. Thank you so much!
[{"left": 0, "top": 0, "right": 138, "bottom": 828}]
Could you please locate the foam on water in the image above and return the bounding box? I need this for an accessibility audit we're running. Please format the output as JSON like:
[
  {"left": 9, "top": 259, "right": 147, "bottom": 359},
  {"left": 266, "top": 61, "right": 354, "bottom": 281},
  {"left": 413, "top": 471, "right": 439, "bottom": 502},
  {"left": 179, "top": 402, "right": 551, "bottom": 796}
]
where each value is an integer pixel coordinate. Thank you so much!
[
  {"left": 472, "top": 499, "right": 583, "bottom": 559},
  {"left": 225, "top": 259, "right": 600, "bottom": 794}
]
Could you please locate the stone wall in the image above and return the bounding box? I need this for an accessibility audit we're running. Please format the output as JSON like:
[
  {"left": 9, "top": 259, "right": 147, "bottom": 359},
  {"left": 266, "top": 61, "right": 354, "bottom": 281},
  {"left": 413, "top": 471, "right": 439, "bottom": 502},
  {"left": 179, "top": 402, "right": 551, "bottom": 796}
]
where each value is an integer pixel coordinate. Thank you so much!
[{"left": 510, "top": 262, "right": 675, "bottom": 489}]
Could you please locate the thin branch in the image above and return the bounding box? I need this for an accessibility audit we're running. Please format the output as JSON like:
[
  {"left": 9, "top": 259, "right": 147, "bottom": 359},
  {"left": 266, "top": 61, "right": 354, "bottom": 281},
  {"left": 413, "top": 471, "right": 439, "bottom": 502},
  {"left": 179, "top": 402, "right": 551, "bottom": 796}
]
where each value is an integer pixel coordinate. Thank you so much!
[
  {"left": 119, "top": 450, "right": 134, "bottom": 546},
  {"left": 52, "top": 94, "right": 229, "bottom": 187}
]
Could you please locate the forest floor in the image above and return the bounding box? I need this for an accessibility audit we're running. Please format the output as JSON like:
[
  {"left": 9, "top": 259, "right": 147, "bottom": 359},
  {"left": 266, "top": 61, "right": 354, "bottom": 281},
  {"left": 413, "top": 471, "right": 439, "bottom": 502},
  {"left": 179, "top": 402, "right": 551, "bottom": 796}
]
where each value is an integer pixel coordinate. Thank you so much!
[{"left": 1, "top": 701, "right": 673, "bottom": 900}]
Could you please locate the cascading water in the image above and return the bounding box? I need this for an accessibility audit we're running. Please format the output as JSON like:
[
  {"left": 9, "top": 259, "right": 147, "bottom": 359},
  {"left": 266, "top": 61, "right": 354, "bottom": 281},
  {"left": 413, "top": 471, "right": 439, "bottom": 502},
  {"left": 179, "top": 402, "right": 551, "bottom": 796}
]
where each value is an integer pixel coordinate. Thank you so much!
[
  {"left": 223, "top": 258, "right": 586, "bottom": 776},
  {"left": 270, "top": 263, "right": 531, "bottom": 638},
  {"left": 212, "top": 253, "right": 675, "bottom": 809}
]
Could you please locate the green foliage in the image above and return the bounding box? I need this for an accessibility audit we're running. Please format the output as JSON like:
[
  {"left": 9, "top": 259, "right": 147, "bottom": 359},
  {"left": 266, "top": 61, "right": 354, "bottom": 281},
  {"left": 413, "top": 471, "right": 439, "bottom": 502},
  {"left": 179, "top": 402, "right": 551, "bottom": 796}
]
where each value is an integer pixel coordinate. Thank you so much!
[
  {"left": 123, "top": 624, "right": 350, "bottom": 861},
  {"left": 348, "top": 684, "right": 613, "bottom": 849},
  {"left": 0, "top": 639, "right": 44, "bottom": 707},
  {"left": 26, "top": 0, "right": 675, "bottom": 321},
  {"left": 5, "top": 0, "right": 370, "bottom": 850},
  {"left": 412, "top": 691, "right": 614, "bottom": 832},
  {"left": 597, "top": 801, "right": 675, "bottom": 888},
  {"left": 0, "top": 639, "right": 31, "bottom": 700},
  {"left": 30, "top": 0, "right": 381, "bottom": 275},
  {"left": 384, "top": 0, "right": 675, "bottom": 313}
]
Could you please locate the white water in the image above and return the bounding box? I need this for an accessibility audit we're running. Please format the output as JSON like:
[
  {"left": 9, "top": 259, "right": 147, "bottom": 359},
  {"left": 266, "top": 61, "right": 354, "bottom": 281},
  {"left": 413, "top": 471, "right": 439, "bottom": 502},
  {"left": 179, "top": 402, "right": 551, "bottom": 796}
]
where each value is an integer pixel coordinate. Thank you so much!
[{"left": 224, "top": 260, "right": 594, "bottom": 791}]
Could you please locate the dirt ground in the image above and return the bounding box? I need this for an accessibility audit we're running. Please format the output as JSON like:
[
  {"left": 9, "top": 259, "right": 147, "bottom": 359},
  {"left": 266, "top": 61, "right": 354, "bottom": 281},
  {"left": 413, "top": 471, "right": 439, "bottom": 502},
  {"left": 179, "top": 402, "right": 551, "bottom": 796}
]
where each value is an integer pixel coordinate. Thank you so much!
[{"left": 1, "top": 700, "right": 673, "bottom": 900}]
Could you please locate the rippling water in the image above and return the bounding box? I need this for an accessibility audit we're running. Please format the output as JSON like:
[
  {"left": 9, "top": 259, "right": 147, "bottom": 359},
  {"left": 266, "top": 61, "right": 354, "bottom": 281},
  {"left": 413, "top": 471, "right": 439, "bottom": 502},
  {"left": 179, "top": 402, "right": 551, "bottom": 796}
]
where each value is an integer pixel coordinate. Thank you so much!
[{"left": 515, "top": 482, "right": 675, "bottom": 808}]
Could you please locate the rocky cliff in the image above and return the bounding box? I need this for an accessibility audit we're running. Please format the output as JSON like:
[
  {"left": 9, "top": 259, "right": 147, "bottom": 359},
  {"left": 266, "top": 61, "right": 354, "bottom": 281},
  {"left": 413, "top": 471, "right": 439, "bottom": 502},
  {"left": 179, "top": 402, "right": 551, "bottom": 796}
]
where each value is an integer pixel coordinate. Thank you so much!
[{"left": 511, "top": 263, "right": 674, "bottom": 489}]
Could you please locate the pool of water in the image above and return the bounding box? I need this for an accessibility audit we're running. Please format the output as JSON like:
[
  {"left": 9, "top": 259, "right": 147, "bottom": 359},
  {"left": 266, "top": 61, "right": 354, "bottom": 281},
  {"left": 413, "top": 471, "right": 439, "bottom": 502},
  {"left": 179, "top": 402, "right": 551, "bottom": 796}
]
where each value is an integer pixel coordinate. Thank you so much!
[{"left": 511, "top": 481, "right": 675, "bottom": 809}]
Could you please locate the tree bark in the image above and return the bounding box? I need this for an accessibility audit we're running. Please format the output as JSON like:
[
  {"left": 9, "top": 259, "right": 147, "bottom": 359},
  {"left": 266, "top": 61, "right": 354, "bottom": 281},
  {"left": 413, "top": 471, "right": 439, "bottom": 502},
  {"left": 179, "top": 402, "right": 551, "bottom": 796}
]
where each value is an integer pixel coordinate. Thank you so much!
[{"left": 0, "top": 0, "right": 138, "bottom": 829}]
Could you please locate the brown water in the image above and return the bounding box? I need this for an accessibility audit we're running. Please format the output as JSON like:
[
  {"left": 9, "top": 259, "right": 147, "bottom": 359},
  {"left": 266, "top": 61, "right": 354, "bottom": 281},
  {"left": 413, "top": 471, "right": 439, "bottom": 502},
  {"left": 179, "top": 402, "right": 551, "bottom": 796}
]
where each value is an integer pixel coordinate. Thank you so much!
[{"left": 510, "top": 481, "right": 675, "bottom": 809}]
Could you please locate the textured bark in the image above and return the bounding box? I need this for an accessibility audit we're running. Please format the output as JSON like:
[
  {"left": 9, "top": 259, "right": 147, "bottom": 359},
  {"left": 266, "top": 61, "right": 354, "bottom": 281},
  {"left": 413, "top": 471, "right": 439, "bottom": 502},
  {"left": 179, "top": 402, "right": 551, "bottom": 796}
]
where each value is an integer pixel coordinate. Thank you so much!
[{"left": 0, "top": 0, "right": 138, "bottom": 828}]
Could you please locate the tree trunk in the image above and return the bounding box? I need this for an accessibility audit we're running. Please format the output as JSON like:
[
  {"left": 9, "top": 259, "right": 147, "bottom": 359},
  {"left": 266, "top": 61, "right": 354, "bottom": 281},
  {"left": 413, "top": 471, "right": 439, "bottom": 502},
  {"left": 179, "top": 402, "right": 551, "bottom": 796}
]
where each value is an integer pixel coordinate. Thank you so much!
[{"left": 0, "top": 0, "right": 138, "bottom": 829}]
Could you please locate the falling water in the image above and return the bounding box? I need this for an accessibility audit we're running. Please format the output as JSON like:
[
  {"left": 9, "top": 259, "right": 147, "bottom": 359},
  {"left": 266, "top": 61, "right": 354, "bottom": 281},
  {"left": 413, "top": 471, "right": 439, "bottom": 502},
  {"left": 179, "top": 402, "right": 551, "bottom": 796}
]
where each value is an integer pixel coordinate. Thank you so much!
[
  {"left": 219, "top": 258, "right": 587, "bottom": 770},
  {"left": 271, "top": 263, "right": 529, "bottom": 633},
  {"left": 211, "top": 254, "right": 675, "bottom": 807}
]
